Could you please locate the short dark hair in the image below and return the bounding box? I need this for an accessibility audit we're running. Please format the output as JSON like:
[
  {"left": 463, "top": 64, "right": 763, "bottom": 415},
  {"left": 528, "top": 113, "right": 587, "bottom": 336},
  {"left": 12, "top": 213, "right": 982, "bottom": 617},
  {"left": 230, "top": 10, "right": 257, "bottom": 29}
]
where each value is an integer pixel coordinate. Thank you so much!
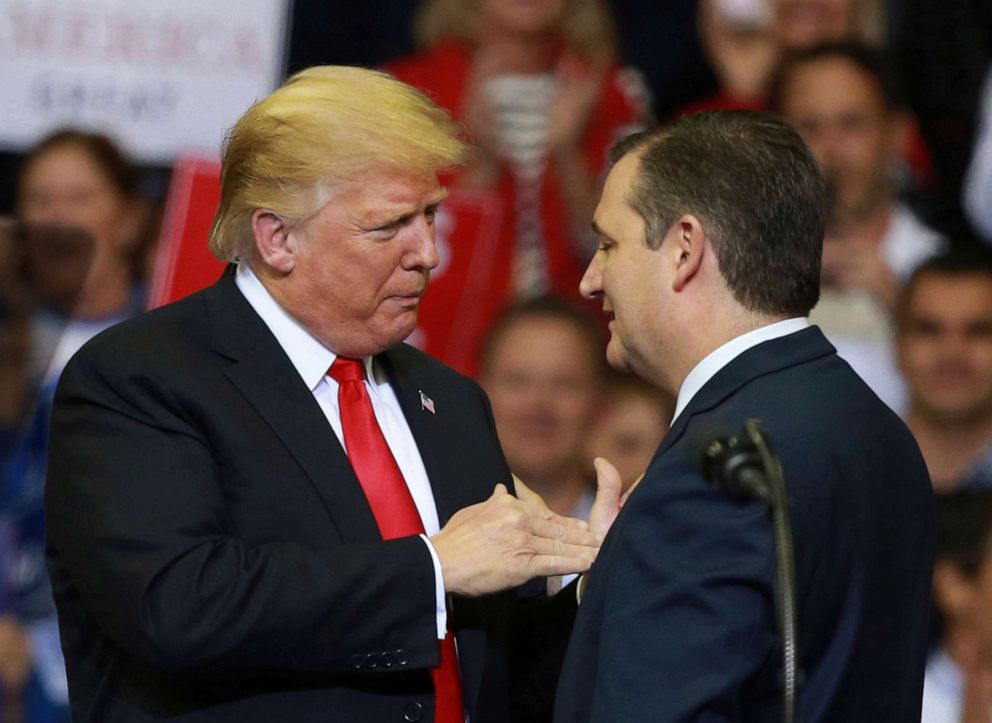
[
  {"left": 18, "top": 129, "right": 141, "bottom": 201},
  {"left": 480, "top": 295, "right": 605, "bottom": 378},
  {"left": 896, "top": 248, "right": 992, "bottom": 331},
  {"left": 769, "top": 42, "right": 906, "bottom": 113},
  {"left": 936, "top": 490, "right": 992, "bottom": 577},
  {"left": 612, "top": 111, "right": 826, "bottom": 317}
]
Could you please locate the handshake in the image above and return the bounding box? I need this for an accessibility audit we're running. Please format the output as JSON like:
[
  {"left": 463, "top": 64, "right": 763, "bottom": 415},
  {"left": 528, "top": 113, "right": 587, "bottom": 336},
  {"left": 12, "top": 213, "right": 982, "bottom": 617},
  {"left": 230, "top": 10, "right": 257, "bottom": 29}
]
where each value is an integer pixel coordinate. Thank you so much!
[{"left": 431, "top": 458, "right": 635, "bottom": 597}]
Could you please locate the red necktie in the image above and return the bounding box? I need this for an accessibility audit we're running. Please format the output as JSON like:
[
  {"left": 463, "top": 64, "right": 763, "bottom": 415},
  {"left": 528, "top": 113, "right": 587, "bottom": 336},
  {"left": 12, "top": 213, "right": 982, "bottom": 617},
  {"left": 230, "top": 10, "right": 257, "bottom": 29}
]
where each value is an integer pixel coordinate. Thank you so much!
[{"left": 328, "top": 357, "right": 465, "bottom": 723}]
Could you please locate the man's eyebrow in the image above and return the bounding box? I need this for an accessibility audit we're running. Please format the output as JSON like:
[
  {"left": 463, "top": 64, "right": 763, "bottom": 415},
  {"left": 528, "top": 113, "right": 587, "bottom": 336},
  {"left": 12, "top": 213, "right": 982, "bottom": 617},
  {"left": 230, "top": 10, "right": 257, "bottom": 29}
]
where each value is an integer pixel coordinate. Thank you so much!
[
  {"left": 590, "top": 219, "right": 614, "bottom": 242},
  {"left": 429, "top": 189, "right": 450, "bottom": 207},
  {"left": 370, "top": 189, "right": 450, "bottom": 228}
]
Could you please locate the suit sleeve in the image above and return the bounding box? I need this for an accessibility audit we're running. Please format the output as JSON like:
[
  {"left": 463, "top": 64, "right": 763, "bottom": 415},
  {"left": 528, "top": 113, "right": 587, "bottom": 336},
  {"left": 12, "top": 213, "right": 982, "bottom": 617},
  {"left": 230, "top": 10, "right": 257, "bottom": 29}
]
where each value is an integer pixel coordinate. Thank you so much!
[
  {"left": 586, "top": 458, "right": 778, "bottom": 721},
  {"left": 45, "top": 347, "right": 441, "bottom": 675}
]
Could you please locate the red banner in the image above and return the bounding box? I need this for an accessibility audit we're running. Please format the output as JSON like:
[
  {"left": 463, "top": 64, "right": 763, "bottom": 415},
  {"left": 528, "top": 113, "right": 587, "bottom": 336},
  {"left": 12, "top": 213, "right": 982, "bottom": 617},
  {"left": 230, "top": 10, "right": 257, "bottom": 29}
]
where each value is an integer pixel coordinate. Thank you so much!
[{"left": 147, "top": 155, "right": 226, "bottom": 309}]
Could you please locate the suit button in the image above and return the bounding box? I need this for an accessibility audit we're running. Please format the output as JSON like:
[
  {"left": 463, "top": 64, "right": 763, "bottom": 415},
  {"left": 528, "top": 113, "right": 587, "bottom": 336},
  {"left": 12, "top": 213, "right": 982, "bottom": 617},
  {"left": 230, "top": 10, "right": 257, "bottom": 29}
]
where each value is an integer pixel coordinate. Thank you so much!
[
  {"left": 381, "top": 651, "right": 394, "bottom": 668},
  {"left": 365, "top": 653, "right": 378, "bottom": 670},
  {"left": 349, "top": 654, "right": 363, "bottom": 670},
  {"left": 395, "top": 648, "right": 408, "bottom": 666},
  {"left": 403, "top": 702, "right": 424, "bottom": 722}
]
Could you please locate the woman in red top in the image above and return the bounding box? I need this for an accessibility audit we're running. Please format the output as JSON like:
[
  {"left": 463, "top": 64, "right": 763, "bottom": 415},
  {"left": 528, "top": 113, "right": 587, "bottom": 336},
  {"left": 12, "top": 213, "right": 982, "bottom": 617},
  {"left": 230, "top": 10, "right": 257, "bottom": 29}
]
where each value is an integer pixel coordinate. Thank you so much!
[{"left": 387, "top": 0, "right": 649, "bottom": 306}]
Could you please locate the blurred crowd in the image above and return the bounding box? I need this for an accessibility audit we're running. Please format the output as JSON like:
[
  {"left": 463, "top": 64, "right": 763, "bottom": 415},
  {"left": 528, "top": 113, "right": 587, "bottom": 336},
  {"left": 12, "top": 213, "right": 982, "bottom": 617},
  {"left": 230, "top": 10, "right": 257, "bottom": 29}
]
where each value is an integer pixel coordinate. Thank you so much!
[{"left": 0, "top": 0, "right": 991, "bottom": 721}]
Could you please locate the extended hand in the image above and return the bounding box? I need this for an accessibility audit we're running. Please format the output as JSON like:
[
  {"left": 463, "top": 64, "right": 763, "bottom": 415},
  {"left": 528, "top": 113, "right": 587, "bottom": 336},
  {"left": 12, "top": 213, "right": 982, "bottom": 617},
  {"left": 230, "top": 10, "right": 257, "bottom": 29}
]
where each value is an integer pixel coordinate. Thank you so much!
[
  {"left": 431, "top": 484, "right": 600, "bottom": 597},
  {"left": 588, "top": 457, "right": 642, "bottom": 540}
]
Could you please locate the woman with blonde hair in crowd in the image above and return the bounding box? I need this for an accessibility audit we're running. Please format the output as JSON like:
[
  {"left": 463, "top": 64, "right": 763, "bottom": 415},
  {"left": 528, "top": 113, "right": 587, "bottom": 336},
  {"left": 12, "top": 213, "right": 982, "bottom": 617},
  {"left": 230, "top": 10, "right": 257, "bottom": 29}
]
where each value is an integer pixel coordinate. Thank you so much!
[{"left": 386, "top": 0, "right": 649, "bottom": 307}]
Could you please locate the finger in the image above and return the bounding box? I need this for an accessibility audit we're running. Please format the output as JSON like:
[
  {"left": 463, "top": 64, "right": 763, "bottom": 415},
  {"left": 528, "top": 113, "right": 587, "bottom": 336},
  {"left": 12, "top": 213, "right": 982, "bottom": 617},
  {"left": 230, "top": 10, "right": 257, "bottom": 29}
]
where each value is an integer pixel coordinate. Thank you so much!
[
  {"left": 528, "top": 533, "right": 600, "bottom": 561},
  {"left": 538, "top": 509, "right": 590, "bottom": 531},
  {"left": 529, "top": 517, "right": 600, "bottom": 548},
  {"left": 511, "top": 474, "right": 544, "bottom": 508},
  {"left": 588, "top": 457, "right": 623, "bottom": 537},
  {"left": 526, "top": 551, "right": 596, "bottom": 578}
]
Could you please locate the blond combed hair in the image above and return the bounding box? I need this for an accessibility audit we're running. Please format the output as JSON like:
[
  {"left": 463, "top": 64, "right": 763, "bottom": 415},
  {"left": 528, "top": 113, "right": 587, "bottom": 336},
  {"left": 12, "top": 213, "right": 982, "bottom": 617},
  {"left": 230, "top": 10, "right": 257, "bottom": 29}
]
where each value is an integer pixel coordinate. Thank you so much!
[
  {"left": 414, "top": 0, "right": 616, "bottom": 60},
  {"left": 209, "top": 65, "right": 468, "bottom": 261}
]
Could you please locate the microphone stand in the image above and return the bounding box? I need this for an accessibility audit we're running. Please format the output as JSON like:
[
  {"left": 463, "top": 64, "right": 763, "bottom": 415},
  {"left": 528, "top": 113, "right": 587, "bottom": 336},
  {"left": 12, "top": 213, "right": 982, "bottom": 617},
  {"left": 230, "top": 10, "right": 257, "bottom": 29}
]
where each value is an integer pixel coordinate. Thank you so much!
[
  {"left": 701, "top": 420, "right": 799, "bottom": 723},
  {"left": 744, "top": 420, "right": 798, "bottom": 723}
]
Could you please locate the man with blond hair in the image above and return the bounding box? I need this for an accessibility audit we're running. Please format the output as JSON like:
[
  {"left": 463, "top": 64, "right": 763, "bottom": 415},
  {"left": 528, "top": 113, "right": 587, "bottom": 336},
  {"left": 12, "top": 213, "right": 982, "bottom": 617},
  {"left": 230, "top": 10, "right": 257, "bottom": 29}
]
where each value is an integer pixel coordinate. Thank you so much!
[{"left": 45, "top": 67, "right": 607, "bottom": 723}]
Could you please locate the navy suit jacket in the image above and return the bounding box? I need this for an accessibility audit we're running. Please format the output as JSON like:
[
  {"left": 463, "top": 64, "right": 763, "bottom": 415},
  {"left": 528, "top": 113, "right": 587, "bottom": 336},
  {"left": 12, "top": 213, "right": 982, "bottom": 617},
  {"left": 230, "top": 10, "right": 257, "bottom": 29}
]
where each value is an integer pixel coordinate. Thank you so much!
[
  {"left": 554, "top": 327, "right": 933, "bottom": 722},
  {"left": 46, "top": 270, "right": 562, "bottom": 722}
]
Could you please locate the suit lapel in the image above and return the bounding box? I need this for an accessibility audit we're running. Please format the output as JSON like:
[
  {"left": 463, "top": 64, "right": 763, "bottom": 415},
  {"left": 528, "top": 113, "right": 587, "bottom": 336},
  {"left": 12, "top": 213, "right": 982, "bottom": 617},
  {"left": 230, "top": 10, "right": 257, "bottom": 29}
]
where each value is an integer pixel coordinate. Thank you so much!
[
  {"left": 207, "top": 271, "right": 381, "bottom": 543},
  {"left": 377, "top": 348, "right": 471, "bottom": 526}
]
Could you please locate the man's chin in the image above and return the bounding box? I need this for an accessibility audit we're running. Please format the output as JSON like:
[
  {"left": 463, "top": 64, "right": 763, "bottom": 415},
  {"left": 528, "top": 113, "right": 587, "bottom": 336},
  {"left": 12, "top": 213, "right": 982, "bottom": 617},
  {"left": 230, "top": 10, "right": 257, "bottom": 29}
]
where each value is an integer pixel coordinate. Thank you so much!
[{"left": 605, "top": 339, "right": 632, "bottom": 373}]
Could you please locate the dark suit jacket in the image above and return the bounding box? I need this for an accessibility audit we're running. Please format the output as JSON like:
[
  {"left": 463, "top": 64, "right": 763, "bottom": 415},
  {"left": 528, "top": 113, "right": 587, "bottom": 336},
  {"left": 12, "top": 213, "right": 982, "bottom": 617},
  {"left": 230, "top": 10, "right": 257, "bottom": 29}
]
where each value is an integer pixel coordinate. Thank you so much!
[
  {"left": 46, "top": 270, "right": 557, "bottom": 722},
  {"left": 554, "top": 327, "right": 933, "bottom": 722}
]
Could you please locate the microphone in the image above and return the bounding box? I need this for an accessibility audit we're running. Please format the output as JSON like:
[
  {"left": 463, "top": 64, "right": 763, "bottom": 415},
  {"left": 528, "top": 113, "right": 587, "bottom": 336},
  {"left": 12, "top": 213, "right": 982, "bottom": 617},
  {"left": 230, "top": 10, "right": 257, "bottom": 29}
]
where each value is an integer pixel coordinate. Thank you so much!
[
  {"left": 699, "top": 432, "right": 771, "bottom": 502},
  {"left": 694, "top": 420, "right": 800, "bottom": 723}
]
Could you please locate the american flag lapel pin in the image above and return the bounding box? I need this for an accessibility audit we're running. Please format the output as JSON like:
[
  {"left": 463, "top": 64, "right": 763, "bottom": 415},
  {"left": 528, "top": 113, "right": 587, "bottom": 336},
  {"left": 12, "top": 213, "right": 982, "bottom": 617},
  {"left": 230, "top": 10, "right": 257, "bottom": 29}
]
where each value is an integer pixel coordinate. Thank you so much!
[{"left": 419, "top": 390, "right": 436, "bottom": 414}]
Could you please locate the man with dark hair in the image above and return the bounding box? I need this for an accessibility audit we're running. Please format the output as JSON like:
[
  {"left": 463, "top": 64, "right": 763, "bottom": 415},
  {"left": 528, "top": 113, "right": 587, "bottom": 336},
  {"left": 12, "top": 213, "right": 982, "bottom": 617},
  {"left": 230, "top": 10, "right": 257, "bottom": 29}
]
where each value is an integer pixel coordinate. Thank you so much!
[
  {"left": 897, "top": 249, "right": 992, "bottom": 492},
  {"left": 774, "top": 41, "right": 945, "bottom": 412},
  {"left": 480, "top": 295, "right": 605, "bottom": 519},
  {"left": 924, "top": 490, "right": 992, "bottom": 719},
  {"left": 554, "top": 110, "right": 933, "bottom": 721}
]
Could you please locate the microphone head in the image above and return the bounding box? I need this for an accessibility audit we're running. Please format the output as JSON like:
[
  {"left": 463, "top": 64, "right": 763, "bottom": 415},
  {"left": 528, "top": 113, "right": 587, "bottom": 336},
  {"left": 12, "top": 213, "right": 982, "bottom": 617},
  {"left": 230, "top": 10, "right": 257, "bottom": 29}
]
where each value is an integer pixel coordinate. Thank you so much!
[{"left": 689, "top": 424, "right": 770, "bottom": 503}]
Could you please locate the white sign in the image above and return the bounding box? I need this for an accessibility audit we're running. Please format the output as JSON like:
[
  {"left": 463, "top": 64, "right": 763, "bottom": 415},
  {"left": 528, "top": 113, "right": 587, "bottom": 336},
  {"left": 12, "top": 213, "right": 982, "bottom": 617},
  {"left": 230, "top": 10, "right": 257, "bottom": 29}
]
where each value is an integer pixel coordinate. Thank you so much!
[{"left": 0, "top": 0, "right": 291, "bottom": 163}]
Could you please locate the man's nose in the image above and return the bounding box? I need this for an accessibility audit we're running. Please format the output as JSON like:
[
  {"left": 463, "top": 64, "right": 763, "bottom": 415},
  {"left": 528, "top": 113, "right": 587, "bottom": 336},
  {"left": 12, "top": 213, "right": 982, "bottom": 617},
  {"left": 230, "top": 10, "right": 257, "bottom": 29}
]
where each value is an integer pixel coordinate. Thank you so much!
[
  {"left": 405, "top": 216, "right": 439, "bottom": 271},
  {"left": 579, "top": 254, "right": 602, "bottom": 299}
]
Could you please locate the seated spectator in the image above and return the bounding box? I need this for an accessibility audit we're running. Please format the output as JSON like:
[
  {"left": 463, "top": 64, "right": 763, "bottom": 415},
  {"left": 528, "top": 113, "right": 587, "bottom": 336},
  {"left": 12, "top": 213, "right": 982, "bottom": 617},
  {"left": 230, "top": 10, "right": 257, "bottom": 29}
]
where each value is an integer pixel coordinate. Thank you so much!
[
  {"left": 923, "top": 490, "right": 992, "bottom": 720},
  {"left": 479, "top": 295, "right": 604, "bottom": 518},
  {"left": 386, "top": 0, "right": 649, "bottom": 303},
  {"left": 0, "top": 130, "right": 149, "bottom": 723},
  {"left": 897, "top": 251, "right": 992, "bottom": 492},
  {"left": 774, "top": 42, "right": 946, "bottom": 412},
  {"left": 585, "top": 372, "right": 673, "bottom": 493}
]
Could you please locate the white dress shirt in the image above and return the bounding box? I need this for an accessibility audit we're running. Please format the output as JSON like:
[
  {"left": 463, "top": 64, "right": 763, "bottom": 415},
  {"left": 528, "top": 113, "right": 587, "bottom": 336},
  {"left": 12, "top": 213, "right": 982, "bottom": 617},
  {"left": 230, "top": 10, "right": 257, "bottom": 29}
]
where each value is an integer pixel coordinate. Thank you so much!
[
  {"left": 672, "top": 318, "right": 811, "bottom": 425},
  {"left": 235, "top": 264, "right": 447, "bottom": 637},
  {"left": 919, "top": 648, "right": 992, "bottom": 722}
]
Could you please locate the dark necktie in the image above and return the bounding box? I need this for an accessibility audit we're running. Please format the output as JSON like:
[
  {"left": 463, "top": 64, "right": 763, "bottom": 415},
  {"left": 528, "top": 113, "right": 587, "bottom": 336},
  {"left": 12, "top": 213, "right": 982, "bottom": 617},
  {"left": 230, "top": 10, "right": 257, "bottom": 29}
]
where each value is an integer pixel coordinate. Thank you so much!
[{"left": 328, "top": 356, "right": 465, "bottom": 723}]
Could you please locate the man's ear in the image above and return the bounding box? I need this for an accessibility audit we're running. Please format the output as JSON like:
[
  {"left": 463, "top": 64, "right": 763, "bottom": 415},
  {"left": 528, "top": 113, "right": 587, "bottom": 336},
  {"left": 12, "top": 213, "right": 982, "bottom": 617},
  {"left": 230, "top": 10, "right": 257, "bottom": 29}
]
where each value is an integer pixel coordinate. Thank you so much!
[
  {"left": 672, "top": 214, "right": 706, "bottom": 293},
  {"left": 251, "top": 209, "right": 295, "bottom": 273}
]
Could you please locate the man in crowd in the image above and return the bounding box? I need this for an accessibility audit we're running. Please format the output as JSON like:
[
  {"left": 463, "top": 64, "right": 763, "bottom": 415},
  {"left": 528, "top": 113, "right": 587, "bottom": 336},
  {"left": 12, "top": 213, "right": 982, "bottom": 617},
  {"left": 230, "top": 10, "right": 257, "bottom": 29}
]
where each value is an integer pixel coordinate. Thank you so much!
[
  {"left": 585, "top": 371, "right": 672, "bottom": 493},
  {"left": 775, "top": 42, "right": 945, "bottom": 412},
  {"left": 44, "top": 66, "right": 606, "bottom": 723},
  {"left": 554, "top": 111, "right": 933, "bottom": 721},
  {"left": 480, "top": 296, "right": 604, "bottom": 519},
  {"left": 897, "top": 251, "right": 992, "bottom": 492}
]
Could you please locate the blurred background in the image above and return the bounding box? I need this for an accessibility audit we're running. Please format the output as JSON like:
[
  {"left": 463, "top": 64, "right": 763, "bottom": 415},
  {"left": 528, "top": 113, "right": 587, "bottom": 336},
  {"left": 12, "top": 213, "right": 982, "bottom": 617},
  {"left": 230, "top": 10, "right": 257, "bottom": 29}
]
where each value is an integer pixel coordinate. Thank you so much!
[{"left": 1, "top": 0, "right": 992, "bottom": 721}]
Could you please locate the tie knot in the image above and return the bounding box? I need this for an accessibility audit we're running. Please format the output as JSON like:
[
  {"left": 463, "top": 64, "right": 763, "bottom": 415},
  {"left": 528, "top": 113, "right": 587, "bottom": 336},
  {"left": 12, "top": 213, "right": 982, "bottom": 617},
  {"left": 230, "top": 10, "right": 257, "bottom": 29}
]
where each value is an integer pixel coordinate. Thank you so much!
[{"left": 328, "top": 356, "right": 366, "bottom": 384}]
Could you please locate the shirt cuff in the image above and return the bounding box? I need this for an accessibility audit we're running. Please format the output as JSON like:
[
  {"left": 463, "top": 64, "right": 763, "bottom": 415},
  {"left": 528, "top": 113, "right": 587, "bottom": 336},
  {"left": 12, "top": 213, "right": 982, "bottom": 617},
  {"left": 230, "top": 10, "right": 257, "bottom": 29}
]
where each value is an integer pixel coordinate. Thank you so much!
[{"left": 419, "top": 534, "right": 447, "bottom": 638}]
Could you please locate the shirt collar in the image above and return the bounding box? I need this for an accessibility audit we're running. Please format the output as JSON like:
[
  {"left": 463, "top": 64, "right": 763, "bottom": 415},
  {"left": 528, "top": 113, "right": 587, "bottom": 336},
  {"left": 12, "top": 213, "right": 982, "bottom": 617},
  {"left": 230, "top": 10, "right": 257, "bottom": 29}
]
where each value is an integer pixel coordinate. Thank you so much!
[
  {"left": 234, "top": 263, "right": 379, "bottom": 390},
  {"left": 672, "top": 317, "right": 810, "bottom": 425}
]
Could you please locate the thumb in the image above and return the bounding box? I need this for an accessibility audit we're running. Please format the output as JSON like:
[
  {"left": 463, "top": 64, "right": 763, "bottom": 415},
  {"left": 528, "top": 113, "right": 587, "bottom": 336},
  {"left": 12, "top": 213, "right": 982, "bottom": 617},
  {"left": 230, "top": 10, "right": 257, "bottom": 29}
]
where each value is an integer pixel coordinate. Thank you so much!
[{"left": 588, "top": 457, "right": 624, "bottom": 538}]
